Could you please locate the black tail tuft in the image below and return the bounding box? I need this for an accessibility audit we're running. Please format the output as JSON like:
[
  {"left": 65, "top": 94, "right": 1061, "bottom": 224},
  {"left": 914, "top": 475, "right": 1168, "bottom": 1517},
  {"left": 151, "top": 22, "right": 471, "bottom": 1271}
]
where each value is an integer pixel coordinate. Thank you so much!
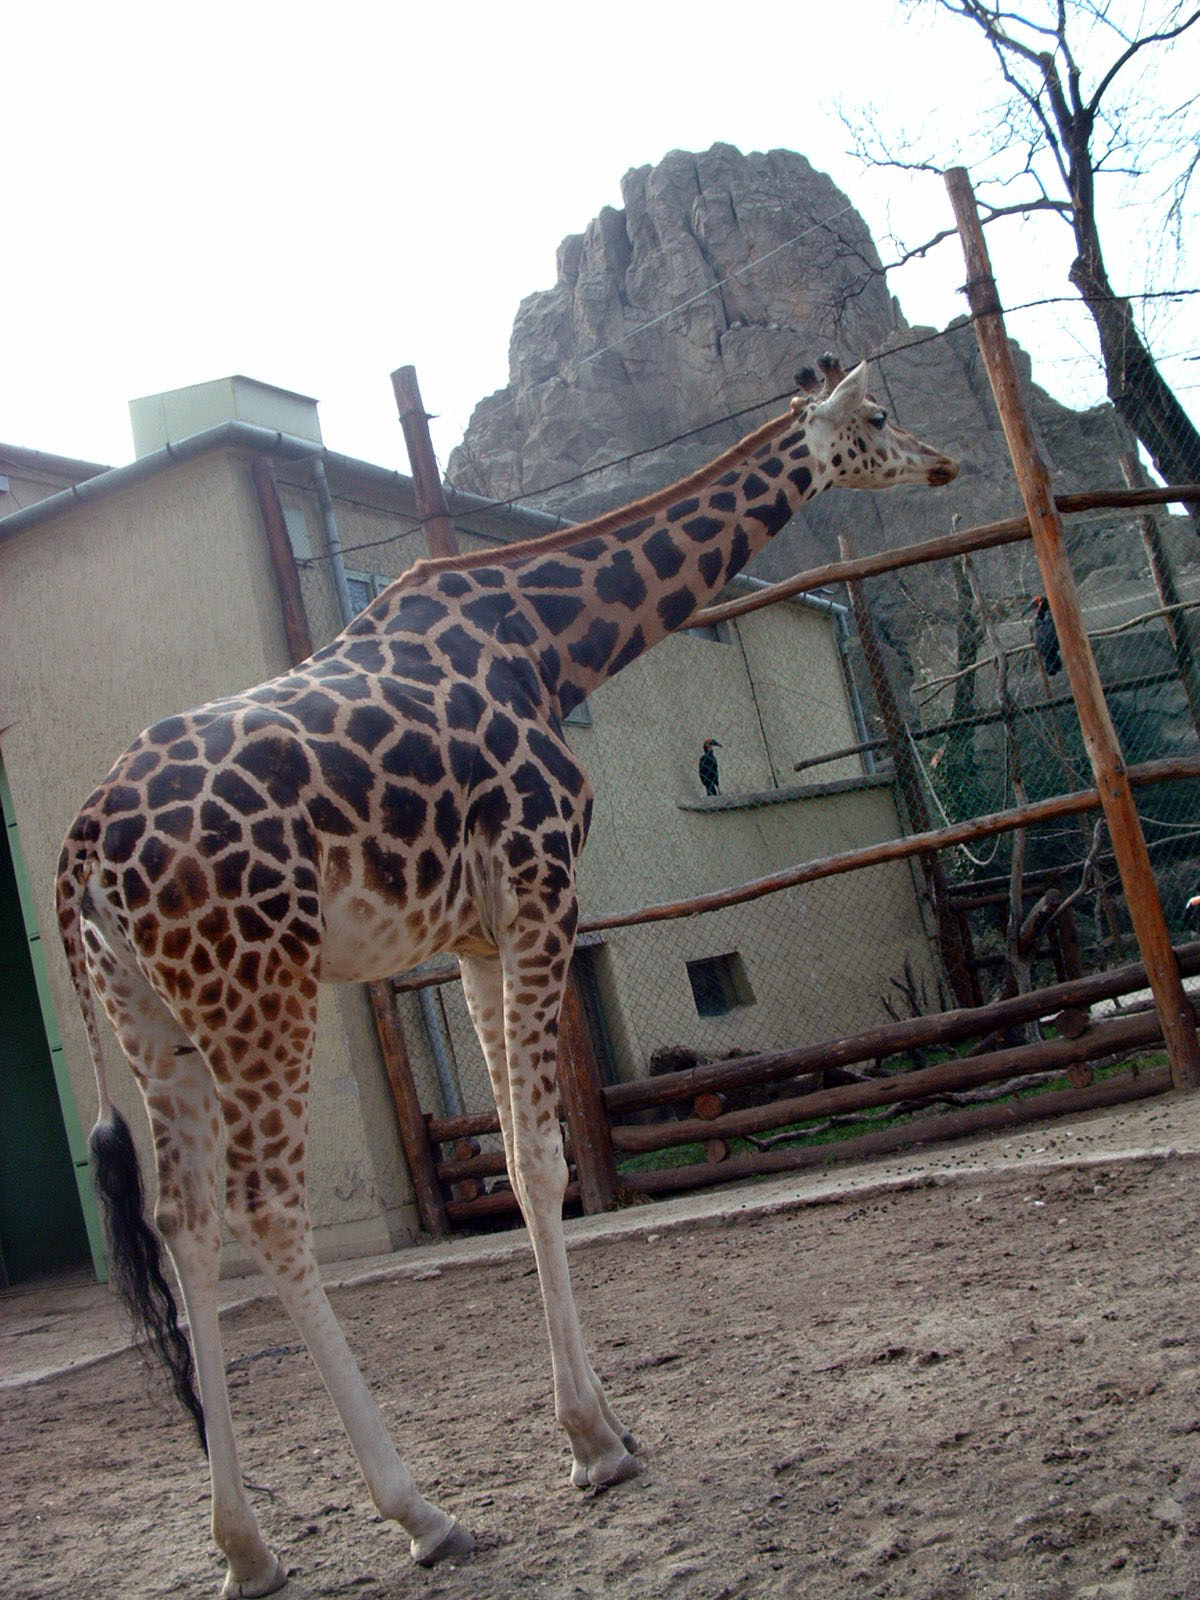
[{"left": 89, "top": 1108, "right": 207, "bottom": 1453}]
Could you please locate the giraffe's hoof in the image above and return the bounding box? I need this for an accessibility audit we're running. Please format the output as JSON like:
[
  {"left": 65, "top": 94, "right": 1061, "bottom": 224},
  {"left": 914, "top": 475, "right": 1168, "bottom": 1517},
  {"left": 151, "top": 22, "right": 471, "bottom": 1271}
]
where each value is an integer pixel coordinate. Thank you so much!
[
  {"left": 222, "top": 1554, "right": 288, "bottom": 1597},
  {"left": 571, "top": 1448, "right": 641, "bottom": 1491},
  {"left": 411, "top": 1517, "right": 475, "bottom": 1568}
]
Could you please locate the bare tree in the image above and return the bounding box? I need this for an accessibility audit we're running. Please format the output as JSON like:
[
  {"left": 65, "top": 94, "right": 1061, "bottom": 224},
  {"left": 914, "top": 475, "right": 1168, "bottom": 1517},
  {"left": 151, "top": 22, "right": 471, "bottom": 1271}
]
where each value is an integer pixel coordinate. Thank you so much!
[{"left": 847, "top": 0, "right": 1200, "bottom": 515}]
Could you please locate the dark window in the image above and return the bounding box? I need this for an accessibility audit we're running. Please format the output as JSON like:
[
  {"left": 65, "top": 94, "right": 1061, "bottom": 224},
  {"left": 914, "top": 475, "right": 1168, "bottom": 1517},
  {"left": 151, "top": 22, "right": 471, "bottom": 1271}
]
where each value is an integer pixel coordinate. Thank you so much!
[
  {"left": 345, "top": 570, "right": 388, "bottom": 615},
  {"left": 686, "top": 952, "right": 754, "bottom": 1017}
]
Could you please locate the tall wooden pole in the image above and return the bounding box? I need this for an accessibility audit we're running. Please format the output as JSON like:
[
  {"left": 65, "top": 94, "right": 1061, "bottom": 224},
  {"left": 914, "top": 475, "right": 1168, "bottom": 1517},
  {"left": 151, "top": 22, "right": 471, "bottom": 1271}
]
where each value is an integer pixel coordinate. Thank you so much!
[
  {"left": 944, "top": 166, "right": 1200, "bottom": 1090},
  {"left": 391, "top": 365, "right": 462, "bottom": 559},
  {"left": 839, "top": 531, "right": 975, "bottom": 1007}
]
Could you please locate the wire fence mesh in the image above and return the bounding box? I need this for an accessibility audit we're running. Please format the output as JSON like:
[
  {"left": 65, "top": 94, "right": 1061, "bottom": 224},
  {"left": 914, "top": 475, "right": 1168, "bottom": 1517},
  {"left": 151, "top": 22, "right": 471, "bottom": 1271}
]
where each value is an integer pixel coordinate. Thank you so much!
[{"left": 277, "top": 288, "right": 1200, "bottom": 1149}]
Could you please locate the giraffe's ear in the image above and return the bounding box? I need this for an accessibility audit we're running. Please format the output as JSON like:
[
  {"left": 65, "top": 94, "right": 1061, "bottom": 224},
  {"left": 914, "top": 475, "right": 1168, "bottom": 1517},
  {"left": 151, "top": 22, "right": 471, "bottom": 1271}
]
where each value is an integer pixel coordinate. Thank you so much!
[{"left": 812, "top": 362, "right": 870, "bottom": 425}]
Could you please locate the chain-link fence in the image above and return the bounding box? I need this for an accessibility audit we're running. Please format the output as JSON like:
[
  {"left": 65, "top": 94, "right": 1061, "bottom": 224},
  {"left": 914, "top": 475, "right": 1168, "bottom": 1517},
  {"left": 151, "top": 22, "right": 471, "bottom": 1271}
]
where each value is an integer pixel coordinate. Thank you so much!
[{"left": 264, "top": 281, "right": 1199, "bottom": 1217}]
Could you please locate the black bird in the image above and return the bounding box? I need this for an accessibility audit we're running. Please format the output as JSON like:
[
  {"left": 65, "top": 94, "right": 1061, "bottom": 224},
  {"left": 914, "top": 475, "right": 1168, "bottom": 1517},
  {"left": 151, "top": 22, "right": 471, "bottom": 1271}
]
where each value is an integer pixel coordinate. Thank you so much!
[
  {"left": 699, "top": 738, "right": 722, "bottom": 795},
  {"left": 1032, "top": 595, "right": 1062, "bottom": 676}
]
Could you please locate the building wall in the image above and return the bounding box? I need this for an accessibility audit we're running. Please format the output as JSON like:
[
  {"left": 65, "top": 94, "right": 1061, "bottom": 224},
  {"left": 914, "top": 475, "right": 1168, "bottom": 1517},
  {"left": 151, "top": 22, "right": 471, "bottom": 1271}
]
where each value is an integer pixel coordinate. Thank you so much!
[{"left": 0, "top": 449, "right": 419, "bottom": 1264}]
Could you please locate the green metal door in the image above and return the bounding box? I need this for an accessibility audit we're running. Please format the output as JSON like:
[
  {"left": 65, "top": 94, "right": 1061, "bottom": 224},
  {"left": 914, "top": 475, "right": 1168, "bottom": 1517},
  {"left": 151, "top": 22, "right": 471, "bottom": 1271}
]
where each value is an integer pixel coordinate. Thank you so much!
[{"left": 0, "top": 766, "right": 100, "bottom": 1283}]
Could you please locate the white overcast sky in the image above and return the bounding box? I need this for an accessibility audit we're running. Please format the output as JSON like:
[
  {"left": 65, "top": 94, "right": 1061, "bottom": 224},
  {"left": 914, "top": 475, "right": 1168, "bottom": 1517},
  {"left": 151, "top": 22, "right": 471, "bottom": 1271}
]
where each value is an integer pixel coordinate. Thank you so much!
[{"left": 4, "top": 0, "right": 1195, "bottom": 479}]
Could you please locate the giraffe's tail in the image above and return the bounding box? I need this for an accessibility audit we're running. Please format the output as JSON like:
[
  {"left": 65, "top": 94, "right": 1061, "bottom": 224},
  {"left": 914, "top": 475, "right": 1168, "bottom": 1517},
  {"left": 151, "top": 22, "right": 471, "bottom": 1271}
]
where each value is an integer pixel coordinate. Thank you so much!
[
  {"left": 88, "top": 1108, "right": 207, "bottom": 1452},
  {"left": 55, "top": 823, "right": 208, "bottom": 1454}
]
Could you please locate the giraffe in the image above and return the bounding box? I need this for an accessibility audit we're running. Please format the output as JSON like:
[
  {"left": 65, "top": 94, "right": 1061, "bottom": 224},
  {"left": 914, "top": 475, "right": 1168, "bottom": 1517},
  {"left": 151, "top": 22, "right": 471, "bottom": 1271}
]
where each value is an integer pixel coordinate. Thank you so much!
[{"left": 56, "top": 356, "right": 956, "bottom": 1596}]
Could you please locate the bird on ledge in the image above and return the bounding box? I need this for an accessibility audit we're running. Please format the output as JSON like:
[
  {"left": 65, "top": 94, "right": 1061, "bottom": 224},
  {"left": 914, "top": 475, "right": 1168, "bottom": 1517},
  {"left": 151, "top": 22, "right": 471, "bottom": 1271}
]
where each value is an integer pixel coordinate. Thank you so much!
[{"left": 699, "top": 737, "right": 722, "bottom": 796}]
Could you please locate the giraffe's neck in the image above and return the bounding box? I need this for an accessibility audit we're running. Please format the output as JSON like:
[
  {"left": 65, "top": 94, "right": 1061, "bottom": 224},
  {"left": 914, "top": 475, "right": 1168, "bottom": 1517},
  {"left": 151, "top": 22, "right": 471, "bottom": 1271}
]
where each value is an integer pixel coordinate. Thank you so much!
[{"left": 502, "top": 401, "right": 822, "bottom": 714}]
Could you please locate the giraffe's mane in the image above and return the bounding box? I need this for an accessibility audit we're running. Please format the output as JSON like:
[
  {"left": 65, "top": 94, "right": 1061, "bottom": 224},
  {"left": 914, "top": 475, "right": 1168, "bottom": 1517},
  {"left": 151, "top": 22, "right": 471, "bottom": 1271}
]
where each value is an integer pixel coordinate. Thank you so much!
[{"left": 400, "top": 393, "right": 809, "bottom": 586}]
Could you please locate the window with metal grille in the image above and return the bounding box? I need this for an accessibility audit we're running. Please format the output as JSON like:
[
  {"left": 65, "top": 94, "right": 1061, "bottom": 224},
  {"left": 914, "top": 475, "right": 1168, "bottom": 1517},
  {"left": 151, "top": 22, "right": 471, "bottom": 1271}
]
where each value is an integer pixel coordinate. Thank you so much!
[{"left": 686, "top": 952, "right": 755, "bottom": 1017}]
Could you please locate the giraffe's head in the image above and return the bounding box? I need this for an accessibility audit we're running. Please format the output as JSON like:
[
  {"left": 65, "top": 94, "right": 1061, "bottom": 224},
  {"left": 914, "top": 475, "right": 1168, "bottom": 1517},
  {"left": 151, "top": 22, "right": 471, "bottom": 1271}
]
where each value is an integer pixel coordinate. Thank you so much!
[{"left": 793, "top": 357, "right": 958, "bottom": 490}]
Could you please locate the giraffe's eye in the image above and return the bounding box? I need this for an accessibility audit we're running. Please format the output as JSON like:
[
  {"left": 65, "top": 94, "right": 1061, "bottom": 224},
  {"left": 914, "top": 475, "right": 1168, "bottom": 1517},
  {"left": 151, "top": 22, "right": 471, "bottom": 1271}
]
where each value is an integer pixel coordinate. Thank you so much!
[{"left": 870, "top": 409, "right": 887, "bottom": 429}]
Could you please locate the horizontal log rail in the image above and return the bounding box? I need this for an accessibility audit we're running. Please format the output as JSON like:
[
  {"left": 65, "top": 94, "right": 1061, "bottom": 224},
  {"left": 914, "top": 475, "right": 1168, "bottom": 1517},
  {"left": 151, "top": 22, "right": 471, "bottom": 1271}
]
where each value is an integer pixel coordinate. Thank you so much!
[
  {"left": 620, "top": 1066, "right": 1171, "bottom": 1197},
  {"left": 425, "top": 946, "right": 1200, "bottom": 1183},
  {"left": 581, "top": 754, "right": 1200, "bottom": 937},
  {"left": 437, "top": 1148, "right": 508, "bottom": 1183},
  {"left": 692, "top": 483, "right": 1200, "bottom": 630},
  {"left": 611, "top": 1008, "right": 1172, "bottom": 1154},
  {"left": 604, "top": 940, "right": 1200, "bottom": 1114},
  {"left": 445, "top": 1180, "right": 579, "bottom": 1225},
  {"left": 426, "top": 1108, "right": 502, "bottom": 1142}
]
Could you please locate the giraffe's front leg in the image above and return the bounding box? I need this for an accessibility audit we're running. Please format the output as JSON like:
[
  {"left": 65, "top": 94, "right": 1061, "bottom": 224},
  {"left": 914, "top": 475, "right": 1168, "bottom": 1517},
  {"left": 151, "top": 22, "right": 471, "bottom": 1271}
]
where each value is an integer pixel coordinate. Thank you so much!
[{"left": 462, "top": 947, "right": 639, "bottom": 1490}]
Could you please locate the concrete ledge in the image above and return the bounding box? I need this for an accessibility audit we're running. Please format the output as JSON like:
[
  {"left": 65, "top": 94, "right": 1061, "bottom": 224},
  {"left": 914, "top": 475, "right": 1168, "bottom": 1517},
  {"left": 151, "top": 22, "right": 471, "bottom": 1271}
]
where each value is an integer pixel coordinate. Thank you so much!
[{"left": 679, "top": 771, "right": 893, "bottom": 812}]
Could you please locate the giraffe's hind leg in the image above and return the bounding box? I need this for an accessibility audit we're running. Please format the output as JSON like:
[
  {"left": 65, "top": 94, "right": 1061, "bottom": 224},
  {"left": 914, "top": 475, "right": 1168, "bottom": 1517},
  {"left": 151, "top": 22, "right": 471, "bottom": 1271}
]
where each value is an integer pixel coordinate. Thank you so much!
[
  {"left": 211, "top": 991, "right": 472, "bottom": 1570},
  {"left": 80, "top": 911, "right": 286, "bottom": 1596},
  {"left": 461, "top": 948, "right": 639, "bottom": 1489}
]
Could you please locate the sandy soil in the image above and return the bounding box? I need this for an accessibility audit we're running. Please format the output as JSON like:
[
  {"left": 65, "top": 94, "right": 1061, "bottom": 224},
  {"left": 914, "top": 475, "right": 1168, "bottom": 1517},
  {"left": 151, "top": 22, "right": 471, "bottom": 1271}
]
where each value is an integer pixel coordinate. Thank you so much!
[{"left": 6, "top": 1152, "right": 1200, "bottom": 1600}]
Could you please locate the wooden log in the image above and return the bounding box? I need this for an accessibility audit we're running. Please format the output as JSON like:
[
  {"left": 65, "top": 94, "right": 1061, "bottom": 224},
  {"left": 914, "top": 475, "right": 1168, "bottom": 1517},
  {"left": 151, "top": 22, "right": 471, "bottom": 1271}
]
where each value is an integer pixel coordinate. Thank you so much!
[
  {"left": 603, "top": 941, "right": 1200, "bottom": 1115},
  {"left": 620, "top": 1066, "right": 1171, "bottom": 1196},
  {"left": 367, "top": 983, "right": 450, "bottom": 1237},
  {"left": 693, "top": 1092, "right": 726, "bottom": 1121},
  {"left": 691, "top": 487, "right": 1200, "bottom": 630},
  {"left": 250, "top": 453, "right": 315, "bottom": 665},
  {"left": 436, "top": 1149, "right": 509, "bottom": 1182},
  {"left": 945, "top": 166, "right": 1200, "bottom": 1093},
  {"left": 450, "top": 1179, "right": 485, "bottom": 1204},
  {"left": 391, "top": 366, "right": 462, "bottom": 559},
  {"left": 1052, "top": 1008, "right": 1092, "bottom": 1040},
  {"left": 580, "top": 754, "right": 1200, "bottom": 937},
  {"left": 842, "top": 527, "right": 973, "bottom": 1006},
  {"left": 610, "top": 1008, "right": 1169, "bottom": 1154},
  {"left": 704, "top": 1138, "right": 729, "bottom": 1164},
  {"left": 446, "top": 1180, "right": 581, "bottom": 1225},
  {"left": 427, "top": 1108, "right": 501, "bottom": 1143},
  {"left": 451, "top": 1138, "right": 482, "bottom": 1162},
  {"left": 556, "top": 970, "right": 618, "bottom": 1213},
  {"left": 393, "top": 964, "right": 460, "bottom": 993}
]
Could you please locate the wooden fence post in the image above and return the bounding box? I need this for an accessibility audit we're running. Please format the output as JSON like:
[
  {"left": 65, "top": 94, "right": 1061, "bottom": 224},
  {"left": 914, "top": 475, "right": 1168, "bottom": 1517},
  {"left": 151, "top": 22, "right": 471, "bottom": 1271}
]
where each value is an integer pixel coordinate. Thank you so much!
[
  {"left": 556, "top": 971, "right": 618, "bottom": 1213},
  {"left": 391, "top": 366, "right": 463, "bottom": 560},
  {"left": 839, "top": 532, "right": 975, "bottom": 1007},
  {"left": 368, "top": 986, "right": 451, "bottom": 1237},
  {"left": 945, "top": 165, "right": 1200, "bottom": 1091}
]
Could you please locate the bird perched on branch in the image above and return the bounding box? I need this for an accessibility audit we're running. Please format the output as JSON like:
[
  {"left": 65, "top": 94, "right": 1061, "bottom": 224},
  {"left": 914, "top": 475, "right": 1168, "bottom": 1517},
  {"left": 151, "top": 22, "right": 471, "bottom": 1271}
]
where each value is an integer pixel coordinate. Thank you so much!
[
  {"left": 1031, "top": 595, "right": 1062, "bottom": 676},
  {"left": 699, "top": 738, "right": 722, "bottom": 795}
]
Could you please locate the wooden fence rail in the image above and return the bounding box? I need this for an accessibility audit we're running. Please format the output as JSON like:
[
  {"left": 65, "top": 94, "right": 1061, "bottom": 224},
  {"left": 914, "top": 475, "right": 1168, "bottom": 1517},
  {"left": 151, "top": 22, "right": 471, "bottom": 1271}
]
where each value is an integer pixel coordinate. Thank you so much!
[{"left": 414, "top": 942, "right": 1198, "bottom": 1225}]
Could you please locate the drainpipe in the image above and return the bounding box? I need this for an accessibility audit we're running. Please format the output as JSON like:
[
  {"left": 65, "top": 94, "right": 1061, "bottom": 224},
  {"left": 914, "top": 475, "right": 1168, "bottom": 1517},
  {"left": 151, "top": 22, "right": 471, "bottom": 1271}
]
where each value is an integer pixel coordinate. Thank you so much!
[
  {"left": 310, "top": 458, "right": 357, "bottom": 626},
  {"left": 835, "top": 609, "right": 877, "bottom": 776}
]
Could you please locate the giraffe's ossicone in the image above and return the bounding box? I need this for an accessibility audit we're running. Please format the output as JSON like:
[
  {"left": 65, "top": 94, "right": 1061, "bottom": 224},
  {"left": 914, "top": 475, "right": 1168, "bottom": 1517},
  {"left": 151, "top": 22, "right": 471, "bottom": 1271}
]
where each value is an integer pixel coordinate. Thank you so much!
[{"left": 57, "top": 358, "right": 956, "bottom": 1596}]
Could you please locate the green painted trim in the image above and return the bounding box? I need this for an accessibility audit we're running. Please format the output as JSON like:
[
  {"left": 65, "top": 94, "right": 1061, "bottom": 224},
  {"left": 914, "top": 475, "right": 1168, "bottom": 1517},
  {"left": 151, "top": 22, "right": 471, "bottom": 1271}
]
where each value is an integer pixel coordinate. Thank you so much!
[{"left": 0, "top": 762, "right": 106, "bottom": 1280}]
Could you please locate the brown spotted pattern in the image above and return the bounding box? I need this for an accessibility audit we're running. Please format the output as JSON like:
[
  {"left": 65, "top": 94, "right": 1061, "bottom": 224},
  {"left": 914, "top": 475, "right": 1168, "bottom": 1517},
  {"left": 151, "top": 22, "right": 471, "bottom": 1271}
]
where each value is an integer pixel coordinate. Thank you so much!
[{"left": 55, "top": 359, "right": 956, "bottom": 1596}]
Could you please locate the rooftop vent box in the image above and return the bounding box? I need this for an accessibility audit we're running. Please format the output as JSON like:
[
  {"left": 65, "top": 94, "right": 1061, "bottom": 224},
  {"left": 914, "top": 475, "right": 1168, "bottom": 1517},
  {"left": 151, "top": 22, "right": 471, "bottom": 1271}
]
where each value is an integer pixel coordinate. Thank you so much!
[{"left": 129, "top": 376, "right": 322, "bottom": 459}]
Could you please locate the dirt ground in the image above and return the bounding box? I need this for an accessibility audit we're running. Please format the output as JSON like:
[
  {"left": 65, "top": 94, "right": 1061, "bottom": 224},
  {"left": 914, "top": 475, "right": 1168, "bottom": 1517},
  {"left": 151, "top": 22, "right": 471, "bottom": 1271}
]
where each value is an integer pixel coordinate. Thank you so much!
[{"left": 6, "top": 1148, "right": 1200, "bottom": 1600}]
